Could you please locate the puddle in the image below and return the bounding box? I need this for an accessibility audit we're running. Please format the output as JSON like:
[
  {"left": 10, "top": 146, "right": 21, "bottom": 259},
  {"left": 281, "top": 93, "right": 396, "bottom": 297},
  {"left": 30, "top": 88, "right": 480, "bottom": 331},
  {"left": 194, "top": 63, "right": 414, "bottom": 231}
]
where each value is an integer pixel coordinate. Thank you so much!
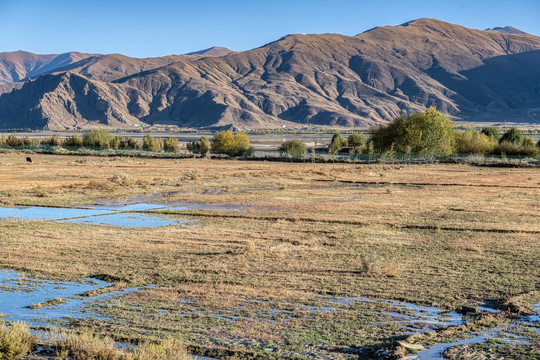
[
  {"left": 0, "top": 195, "right": 245, "bottom": 228},
  {"left": 119, "top": 294, "right": 489, "bottom": 330},
  {"left": 0, "top": 206, "right": 112, "bottom": 221},
  {"left": 0, "top": 269, "right": 215, "bottom": 359},
  {"left": 322, "top": 295, "right": 469, "bottom": 331},
  {"left": 0, "top": 269, "right": 148, "bottom": 327},
  {"left": 58, "top": 212, "right": 194, "bottom": 227},
  {"left": 414, "top": 328, "right": 532, "bottom": 359},
  {"left": 415, "top": 336, "right": 486, "bottom": 359},
  {"left": 411, "top": 304, "right": 540, "bottom": 359}
]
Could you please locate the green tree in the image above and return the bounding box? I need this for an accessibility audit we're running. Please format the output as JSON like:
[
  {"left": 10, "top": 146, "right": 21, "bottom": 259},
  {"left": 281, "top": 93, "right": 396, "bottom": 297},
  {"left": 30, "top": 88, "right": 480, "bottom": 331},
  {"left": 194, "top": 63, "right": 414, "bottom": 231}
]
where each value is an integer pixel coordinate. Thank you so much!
[
  {"left": 82, "top": 130, "right": 113, "bottom": 149},
  {"left": 481, "top": 127, "right": 500, "bottom": 141},
  {"left": 370, "top": 107, "right": 455, "bottom": 155},
  {"left": 366, "top": 141, "right": 374, "bottom": 163},
  {"left": 200, "top": 136, "right": 210, "bottom": 156},
  {"left": 499, "top": 127, "right": 524, "bottom": 146},
  {"left": 22, "top": 136, "right": 32, "bottom": 146},
  {"left": 163, "top": 137, "right": 180, "bottom": 152},
  {"left": 6, "top": 134, "right": 22, "bottom": 147},
  {"left": 348, "top": 133, "right": 366, "bottom": 148},
  {"left": 187, "top": 136, "right": 211, "bottom": 156},
  {"left": 62, "top": 134, "right": 83, "bottom": 148},
  {"left": 328, "top": 132, "right": 346, "bottom": 154},
  {"left": 142, "top": 134, "right": 160, "bottom": 151},
  {"left": 279, "top": 139, "right": 307, "bottom": 158},
  {"left": 348, "top": 133, "right": 366, "bottom": 156},
  {"left": 110, "top": 136, "right": 122, "bottom": 150},
  {"left": 455, "top": 130, "right": 497, "bottom": 154},
  {"left": 120, "top": 137, "right": 139, "bottom": 149},
  {"left": 41, "top": 134, "right": 60, "bottom": 146}
]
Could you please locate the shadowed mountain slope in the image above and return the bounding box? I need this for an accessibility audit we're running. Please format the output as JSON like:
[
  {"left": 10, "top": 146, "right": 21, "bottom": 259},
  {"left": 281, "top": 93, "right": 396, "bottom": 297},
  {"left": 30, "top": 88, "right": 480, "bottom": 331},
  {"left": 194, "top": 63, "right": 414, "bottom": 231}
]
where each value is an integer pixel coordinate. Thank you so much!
[{"left": 1, "top": 19, "right": 539, "bottom": 130}]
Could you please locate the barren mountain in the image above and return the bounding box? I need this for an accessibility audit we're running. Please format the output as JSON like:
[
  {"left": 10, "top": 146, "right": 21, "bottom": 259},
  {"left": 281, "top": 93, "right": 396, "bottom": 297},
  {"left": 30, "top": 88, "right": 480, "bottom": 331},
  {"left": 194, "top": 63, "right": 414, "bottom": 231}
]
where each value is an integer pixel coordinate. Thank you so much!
[
  {"left": 485, "top": 26, "right": 527, "bottom": 35},
  {"left": 42, "top": 47, "right": 235, "bottom": 82},
  {"left": 0, "top": 51, "right": 93, "bottom": 85},
  {"left": 185, "top": 46, "right": 235, "bottom": 56},
  {"left": 1, "top": 19, "right": 539, "bottom": 130}
]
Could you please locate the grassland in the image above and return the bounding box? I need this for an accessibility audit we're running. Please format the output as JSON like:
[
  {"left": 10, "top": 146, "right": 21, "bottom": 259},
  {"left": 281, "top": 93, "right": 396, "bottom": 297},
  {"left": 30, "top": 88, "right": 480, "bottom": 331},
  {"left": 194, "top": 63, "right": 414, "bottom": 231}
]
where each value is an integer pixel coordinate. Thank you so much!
[{"left": 0, "top": 152, "right": 538, "bottom": 359}]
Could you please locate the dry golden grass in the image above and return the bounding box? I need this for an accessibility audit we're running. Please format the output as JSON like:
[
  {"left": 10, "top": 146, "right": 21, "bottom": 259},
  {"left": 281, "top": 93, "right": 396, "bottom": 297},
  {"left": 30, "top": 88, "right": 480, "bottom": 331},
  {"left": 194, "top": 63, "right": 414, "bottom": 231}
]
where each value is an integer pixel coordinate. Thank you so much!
[{"left": 0, "top": 153, "right": 538, "bottom": 358}]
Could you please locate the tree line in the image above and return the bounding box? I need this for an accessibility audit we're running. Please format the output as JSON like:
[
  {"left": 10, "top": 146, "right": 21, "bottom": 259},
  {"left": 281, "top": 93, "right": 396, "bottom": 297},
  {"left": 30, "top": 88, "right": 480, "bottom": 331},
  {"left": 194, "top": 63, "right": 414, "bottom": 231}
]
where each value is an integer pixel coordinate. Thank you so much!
[
  {"left": 1, "top": 109, "right": 539, "bottom": 159},
  {"left": 0, "top": 130, "right": 253, "bottom": 157},
  {"left": 279, "top": 107, "right": 540, "bottom": 158}
]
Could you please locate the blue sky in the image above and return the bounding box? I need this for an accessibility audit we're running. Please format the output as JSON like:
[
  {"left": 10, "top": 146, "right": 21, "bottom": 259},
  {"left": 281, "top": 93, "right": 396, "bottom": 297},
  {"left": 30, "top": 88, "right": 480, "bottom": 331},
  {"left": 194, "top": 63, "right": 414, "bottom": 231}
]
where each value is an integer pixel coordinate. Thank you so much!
[{"left": 1, "top": 0, "right": 538, "bottom": 57}]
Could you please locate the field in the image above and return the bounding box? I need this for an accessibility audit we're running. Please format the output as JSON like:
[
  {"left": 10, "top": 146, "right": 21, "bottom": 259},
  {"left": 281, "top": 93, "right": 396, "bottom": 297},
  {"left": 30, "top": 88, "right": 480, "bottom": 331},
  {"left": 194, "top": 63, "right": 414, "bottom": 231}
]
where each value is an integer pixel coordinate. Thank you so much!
[{"left": 0, "top": 152, "right": 538, "bottom": 359}]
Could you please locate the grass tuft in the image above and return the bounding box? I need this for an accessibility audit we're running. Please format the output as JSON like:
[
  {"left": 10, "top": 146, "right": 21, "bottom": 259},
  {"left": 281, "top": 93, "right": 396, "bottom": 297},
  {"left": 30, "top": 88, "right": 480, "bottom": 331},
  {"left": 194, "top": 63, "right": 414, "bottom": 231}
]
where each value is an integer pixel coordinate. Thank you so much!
[{"left": 0, "top": 322, "right": 37, "bottom": 360}]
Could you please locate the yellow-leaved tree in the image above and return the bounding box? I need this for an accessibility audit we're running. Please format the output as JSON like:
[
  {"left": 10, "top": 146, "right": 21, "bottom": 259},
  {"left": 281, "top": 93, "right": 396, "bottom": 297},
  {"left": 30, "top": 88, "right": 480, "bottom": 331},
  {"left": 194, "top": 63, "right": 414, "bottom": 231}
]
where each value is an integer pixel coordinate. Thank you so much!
[{"left": 211, "top": 130, "right": 253, "bottom": 156}]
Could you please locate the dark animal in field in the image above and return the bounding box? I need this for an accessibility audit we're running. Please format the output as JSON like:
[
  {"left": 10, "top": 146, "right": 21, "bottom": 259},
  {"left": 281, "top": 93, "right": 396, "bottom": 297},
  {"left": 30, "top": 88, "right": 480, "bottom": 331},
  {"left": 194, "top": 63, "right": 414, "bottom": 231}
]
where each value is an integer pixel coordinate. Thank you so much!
[{"left": 26, "top": 157, "right": 32, "bottom": 163}]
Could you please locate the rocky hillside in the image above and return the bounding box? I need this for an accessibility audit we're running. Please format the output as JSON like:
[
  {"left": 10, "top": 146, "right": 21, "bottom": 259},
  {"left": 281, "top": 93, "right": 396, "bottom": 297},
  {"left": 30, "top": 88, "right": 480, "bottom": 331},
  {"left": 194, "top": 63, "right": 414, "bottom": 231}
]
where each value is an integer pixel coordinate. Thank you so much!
[
  {"left": 0, "top": 51, "right": 93, "bottom": 85},
  {"left": 1, "top": 19, "right": 539, "bottom": 130}
]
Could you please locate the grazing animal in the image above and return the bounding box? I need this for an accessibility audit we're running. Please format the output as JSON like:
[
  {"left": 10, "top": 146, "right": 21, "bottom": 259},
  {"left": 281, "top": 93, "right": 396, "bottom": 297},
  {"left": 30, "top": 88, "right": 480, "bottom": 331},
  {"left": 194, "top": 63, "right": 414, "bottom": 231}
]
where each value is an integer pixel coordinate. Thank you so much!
[{"left": 26, "top": 157, "right": 32, "bottom": 163}]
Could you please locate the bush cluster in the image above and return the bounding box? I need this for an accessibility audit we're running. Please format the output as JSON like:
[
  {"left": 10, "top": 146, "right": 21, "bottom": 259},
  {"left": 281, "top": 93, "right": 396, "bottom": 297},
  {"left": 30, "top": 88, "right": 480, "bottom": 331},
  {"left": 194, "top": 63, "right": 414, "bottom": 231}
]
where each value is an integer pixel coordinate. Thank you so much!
[
  {"left": 457, "top": 127, "right": 538, "bottom": 156},
  {"left": 0, "top": 131, "right": 185, "bottom": 153},
  {"left": 210, "top": 130, "right": 253, "bottom": 157},
  {"left": 279, "top": 139, "right": 307, "bottom": 157},
  {"left": 186, "top": 136, "right": 210, "bottom": 156},
  {"left": 370, "top": 107, "right": 456, "bottom": 155}
]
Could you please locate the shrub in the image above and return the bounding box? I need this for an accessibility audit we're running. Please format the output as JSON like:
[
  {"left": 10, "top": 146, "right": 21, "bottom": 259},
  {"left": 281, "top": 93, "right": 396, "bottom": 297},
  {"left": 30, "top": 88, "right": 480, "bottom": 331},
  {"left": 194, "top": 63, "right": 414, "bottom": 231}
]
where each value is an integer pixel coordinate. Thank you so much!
[
  {"left": 187, "top": 136, "right": 210, "bottom": 156},
  {"left": 348, "top": 133, "right": 366, "bottom": 155},
  {"left": 120, "top": 137, "right": 139, "bottom": 149},
  {"left": 63, "top": 134, "right": 83, "bottom": 148},
  {"left": 56, "top": 330, "right": 118, "bottom": 360},
  {"left": 110, "top": 136, "right": 122, "bottom": 150},
  {"left": 82, "top": 130, "right": 114, "bottom": 149},
  {"left": 328, "top": 132, "right": 346, "bottom": 154},
  {"left": 494, "top": 141, "right": 539, "bottom": 156},
  {"left": 0, "top": 322, "right": 37, "bottom": 360},
  {"left": 163, "top": 137, "right": 180, "bottom": 152},
  {"left": 142, "top": 134, "right": 163, "bottom": 151},
  {"left": 523, "top": 137, "right": 535, "bottom": 147},
  {"left": 125, "top": 338, "right": 186, "bottom": 360},
  {"left": 279, "top": 139, "right": 307, "bottom": 158},
  {"left": 481, "top": 127, "right": 500, "bottom": 141},
  {"left": 211, "top": 130, "right": 252, "bottom": 156},
  {"left": 0, "top": 134, "right": 5, "bottom": 146},
  {"left": 5, "top": 135, "right": 22, "bottom": 147},
  {"left": 55, "top": 330, "right": 186, "bottom": 360},
  {"left": 348, "top": 133, "right": 365, "bottom": 147},
  {"left": 455, "top": 130, "right": 497, "bottom": 154},
  {"left": 41, "top": 134, "right": 60, "bottom": 146},
  {"left": 370, "top": 107, "right": 455, "bottom": 155},
  {"left": 110, "top": 173, "right": 135, "bottom": 186},
  {"left": 499, "top": 127, "right": 524, "bottom": 146},
  {"left": 234, "top": 132, "right": 251, "bottom": 155}
]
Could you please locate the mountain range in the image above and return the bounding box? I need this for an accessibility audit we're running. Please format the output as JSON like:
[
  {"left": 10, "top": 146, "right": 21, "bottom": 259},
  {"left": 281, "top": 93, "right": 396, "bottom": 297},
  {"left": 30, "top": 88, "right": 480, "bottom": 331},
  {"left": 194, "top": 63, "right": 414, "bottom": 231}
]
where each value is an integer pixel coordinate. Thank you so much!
[{"left": 0, "top": 19, "right": 539, "bottom": 130}]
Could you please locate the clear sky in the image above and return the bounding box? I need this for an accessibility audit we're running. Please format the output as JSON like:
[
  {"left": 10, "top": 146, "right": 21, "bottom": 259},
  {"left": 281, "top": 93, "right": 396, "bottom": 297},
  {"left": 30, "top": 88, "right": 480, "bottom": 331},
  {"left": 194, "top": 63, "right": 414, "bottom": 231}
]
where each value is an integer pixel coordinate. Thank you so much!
[{"left": 1, "top": 0, "right": 538, "bottom": 57}]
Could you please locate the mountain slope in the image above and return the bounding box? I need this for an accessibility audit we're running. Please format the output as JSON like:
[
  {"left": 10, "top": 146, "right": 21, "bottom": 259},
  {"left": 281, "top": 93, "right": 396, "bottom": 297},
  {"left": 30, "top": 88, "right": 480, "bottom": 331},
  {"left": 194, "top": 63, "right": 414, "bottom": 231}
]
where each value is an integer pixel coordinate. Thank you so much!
[
  {"left": 1, "top": 19, "right": 539, "bottom": 130},
  {"left": 0, "top": 51, "right": 93, "bottom": 85},
  {"left": 185, "top": 46, "right": 234, "bottom": 56}
]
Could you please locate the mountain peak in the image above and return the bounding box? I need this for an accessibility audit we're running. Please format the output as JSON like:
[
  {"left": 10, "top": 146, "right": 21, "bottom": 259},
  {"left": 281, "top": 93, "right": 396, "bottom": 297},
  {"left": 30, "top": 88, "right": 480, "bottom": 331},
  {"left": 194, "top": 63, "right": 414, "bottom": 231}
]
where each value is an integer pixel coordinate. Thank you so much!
[
  {"left": 185, "top": 46, "right": 234, "bottom": 56},
  {"left": 485, "top": 26, "right": 526, "bottom": 35}
]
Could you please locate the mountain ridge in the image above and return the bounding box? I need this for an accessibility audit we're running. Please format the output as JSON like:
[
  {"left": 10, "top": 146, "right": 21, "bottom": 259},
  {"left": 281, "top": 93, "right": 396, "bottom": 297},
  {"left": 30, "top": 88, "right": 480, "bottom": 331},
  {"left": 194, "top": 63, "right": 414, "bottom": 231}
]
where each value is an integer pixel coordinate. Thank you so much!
[{"left": 1, "top": 19, "right": 539, "bottom": 130}]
